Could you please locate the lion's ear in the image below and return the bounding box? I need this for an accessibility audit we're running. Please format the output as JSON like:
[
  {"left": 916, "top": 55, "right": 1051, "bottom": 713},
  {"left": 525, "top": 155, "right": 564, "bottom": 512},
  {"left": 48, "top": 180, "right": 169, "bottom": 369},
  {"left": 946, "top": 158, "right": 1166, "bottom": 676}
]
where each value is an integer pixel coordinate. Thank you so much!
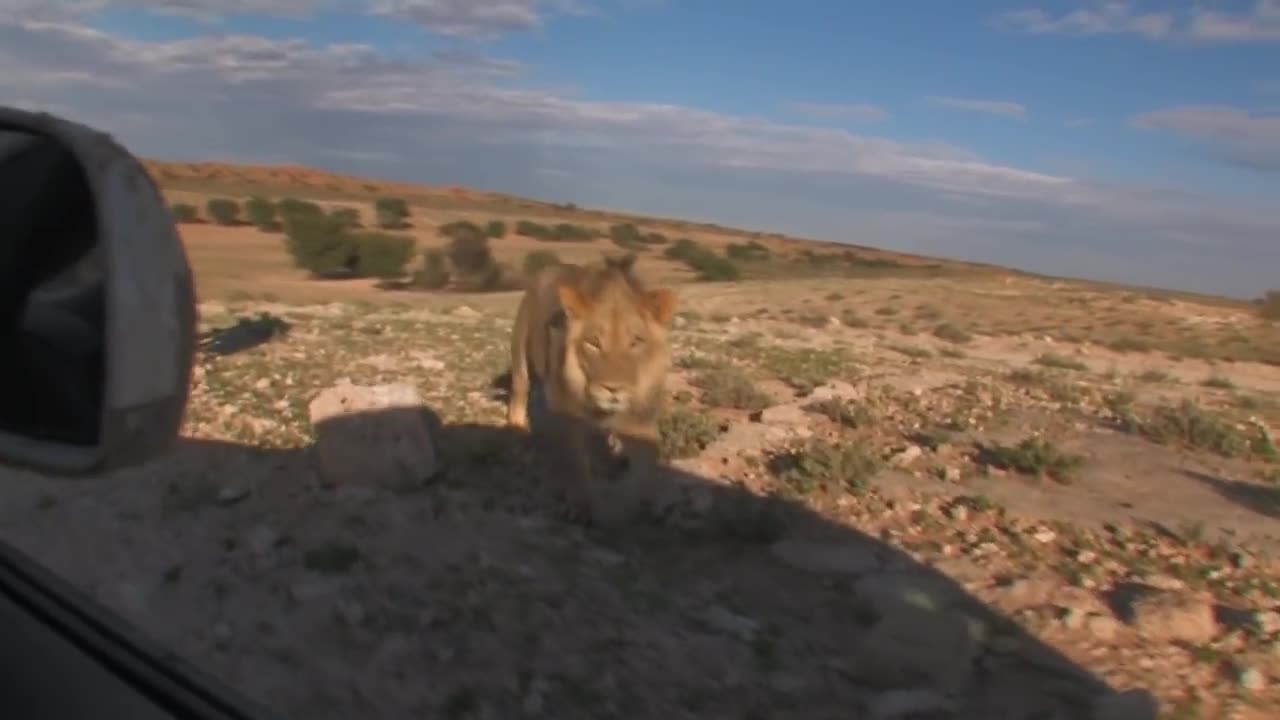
[
  {"left": 645, "top": 288, "right": 677, "bottom": 325},
  {"left": 557, "top": 282, "right": 590, "bottom": 320}
]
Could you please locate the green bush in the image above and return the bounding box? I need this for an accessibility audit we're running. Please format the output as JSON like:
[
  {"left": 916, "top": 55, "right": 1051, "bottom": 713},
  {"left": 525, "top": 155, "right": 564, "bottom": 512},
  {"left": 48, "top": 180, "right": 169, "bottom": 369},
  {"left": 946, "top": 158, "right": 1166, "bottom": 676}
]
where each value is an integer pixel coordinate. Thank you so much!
[
  {"left": 283, "top": 213, "right": 357, "bottom": 277},
  {"left": 665, "top": 238, "right": 740, "bottom": 281},
  {"left": 350, "top": 232, "right": 414, "bottom": 279},
  {"left": 277, "top": 197, "right": 324, "bottom": 221},
  {"left": 523, "top": 250, "right": 560, "bottom": 276},
  {"left": 244, "top": 196, "right": 277, "bottom": 230},
  {"left": 330, "top": 207, "right": 361, "bottom": 229},
  {"left": 486, "top": 220, "right": 507, "bottom": 239},
  {"left": 412, "top": 250, "right": 450, "bottom": 290},
  {"left": 205, "top": 198, "right": 241, "bottom": 226},
  {"left": 515, "top": 220, "right": 549, "bottom": 239},
  {"left": 1260, "top": 290, "right": 1280, "bottom": 321},
  {"left": 439, "top": 220, "right": 486, "bottom": 242},
  {"left": 446, "top": 232, "right": 497, "bottom": 277},
  {"left": 374, "top": 197, "right": 410, "bottom": 229},
  {"left": 170, "top": 203, "right": 198, "bottom": 224},
  {"left": 610, "top": 223, "right": 642, "bottom": 245},
  {"left": 726, "top": 240, "right": 771, "bottom": 262}
]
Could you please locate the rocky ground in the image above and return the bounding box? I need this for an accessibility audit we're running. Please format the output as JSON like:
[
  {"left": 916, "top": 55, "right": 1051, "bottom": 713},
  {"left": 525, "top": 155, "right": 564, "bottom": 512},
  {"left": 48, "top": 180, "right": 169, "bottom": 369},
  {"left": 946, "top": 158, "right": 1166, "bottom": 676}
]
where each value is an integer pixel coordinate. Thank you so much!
[{"left": 2, "top": 287, "right": 1279, "bottom": 720}]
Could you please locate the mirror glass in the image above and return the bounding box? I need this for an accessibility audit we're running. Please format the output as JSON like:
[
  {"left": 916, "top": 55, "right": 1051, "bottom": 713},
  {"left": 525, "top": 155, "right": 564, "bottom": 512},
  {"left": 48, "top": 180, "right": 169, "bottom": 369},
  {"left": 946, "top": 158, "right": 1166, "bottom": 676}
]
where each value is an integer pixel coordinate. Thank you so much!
[{"left": 0, "top": 125, "right": 105, "bottom": 450}]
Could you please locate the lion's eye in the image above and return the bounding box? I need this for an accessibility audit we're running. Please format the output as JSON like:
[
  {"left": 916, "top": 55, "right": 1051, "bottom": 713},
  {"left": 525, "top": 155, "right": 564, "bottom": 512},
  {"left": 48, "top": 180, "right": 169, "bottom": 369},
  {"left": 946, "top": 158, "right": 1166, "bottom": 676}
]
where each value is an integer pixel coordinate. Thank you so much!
[
  {"left": 630, "top": 335, "right": 647, "bottom": 348},
  {"left": 583, "top": 338, "right": 602, "bottom": 353}
]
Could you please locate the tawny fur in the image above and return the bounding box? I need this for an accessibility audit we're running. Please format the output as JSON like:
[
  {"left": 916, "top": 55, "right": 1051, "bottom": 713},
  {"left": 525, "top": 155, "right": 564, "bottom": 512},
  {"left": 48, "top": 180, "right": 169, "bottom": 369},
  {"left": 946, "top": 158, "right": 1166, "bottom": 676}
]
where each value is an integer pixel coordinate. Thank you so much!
[{"left": 507, "top": 254, "right": 677, "bottom": 522}]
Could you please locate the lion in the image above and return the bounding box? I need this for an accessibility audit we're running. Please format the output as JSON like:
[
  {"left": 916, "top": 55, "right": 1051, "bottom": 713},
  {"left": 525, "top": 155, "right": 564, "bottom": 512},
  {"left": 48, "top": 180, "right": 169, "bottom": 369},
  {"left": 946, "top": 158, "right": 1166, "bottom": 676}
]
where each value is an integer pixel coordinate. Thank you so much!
[{"left": 506, "top": 253, "right": 678, "bottom": 523}]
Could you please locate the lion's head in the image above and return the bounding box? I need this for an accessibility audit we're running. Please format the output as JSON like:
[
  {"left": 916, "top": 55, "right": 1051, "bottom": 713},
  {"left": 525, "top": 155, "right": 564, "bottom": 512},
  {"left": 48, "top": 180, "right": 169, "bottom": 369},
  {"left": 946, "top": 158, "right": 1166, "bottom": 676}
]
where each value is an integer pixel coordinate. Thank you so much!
[{"left": 555, "top": 255, "right": 677, "bottom": 418}]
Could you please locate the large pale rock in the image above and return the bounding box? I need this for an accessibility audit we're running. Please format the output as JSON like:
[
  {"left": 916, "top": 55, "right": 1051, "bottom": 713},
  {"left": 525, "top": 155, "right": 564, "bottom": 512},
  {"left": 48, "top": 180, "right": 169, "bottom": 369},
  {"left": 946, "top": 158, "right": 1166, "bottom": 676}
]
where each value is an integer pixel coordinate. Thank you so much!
[
  {"left": 853, "top": 605, "right": 981, "bottom": 693},
  {"left": 308, "top": 380, "right": 441, "bottom": 488},
  {"left": 1125, "top": 590, "right": 1218, "bottom": 645}
]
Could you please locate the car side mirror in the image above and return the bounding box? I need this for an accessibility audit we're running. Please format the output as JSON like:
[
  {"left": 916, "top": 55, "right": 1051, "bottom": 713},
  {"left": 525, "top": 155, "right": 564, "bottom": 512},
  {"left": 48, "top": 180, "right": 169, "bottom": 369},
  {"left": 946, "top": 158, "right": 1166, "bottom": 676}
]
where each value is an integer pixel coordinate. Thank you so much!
[{"left": 0, "top": 107, "right": 196, "bottom": 476}]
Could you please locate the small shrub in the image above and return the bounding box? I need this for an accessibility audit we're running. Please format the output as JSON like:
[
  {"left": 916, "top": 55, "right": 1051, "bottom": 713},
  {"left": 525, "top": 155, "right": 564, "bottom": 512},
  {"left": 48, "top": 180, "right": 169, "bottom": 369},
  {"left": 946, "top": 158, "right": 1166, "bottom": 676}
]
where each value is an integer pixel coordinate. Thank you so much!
[
  {"left": 205, "top": 197, "right": 241, "bottom": 226},
  {"left": 840, "top": 310, "right": 869, "bottom": 328},
  {"left": 1201, "top": 375, "right": 1235, "bottom": 390},
  {"left": 446, "top": 232, "right": 497, "bottom": 277},
  {"left": 888, "top": 343, "right": 932, "bottom": 359},
  {"left": 1107, "top": 337, "right": 1151, "bottom": 353},
  {"left": 170, "top": 203, "right": 198, "bottom": 223},
  {"left": 664, "top": 238, "right": 740, "bottom": 281},
  {"left": 350, "top": 232, "right": 414, "bottom": 279},
  {"left": 283, "top": 213, "right": 357, "bottom": 277},
  {"left": 658, "top": 407, "right": 723, "bottom": 460},
  {"left": 725, "top": 240, "right": 771, "bottom": 262},
  {"left": 804, "top": 398, "right": 875, "bottom": 429},
  {"left": 522, "top": 250, "right": 560, "bottom": 276},
  {"left": 374, "top": 197, "right": 410, "bottom": 229},
  {"left": 330, "top": 207, "right": 362, "bottom": 229},
  {"left": 767, "top": 438, "right": 879, "bottom": 496},
  {"left": 874, "top": 306, "right": 898, "bottom": 317},
  {"left": 277, "top": 197, "right": 324, "bottom": 221},
  {"left": 515, "top": 220, "right": 550, "bottom": 239},
  {"left": 979, "top": 437, "right": 1085, "bottom": 483},
  {"left": 244, "top": 196, "right": 278, "bottom": 230},
  {"left": 1034, "top": 352, "right": 1089, "bottom": 372},
  {"left": 1138, "top": 399, "right": 1250, "bottom": 457},
  {"left": 1137, "top": 369, "right": 1170, "bottom": 383},
  {"left": 692, "top": 367, "right": 771, "bottom": 411},
  {"left": 933, "top": 323, "right": 973, "bottom": 344},
  {"left": 486, "top": 219, "right": 507, "bottom": 239},
  {"left": 411, "top": 250, "right": 450, "bottom": 290},
  {"left": 1258, "top": 290, "right": 1280, "bottom": 321}
]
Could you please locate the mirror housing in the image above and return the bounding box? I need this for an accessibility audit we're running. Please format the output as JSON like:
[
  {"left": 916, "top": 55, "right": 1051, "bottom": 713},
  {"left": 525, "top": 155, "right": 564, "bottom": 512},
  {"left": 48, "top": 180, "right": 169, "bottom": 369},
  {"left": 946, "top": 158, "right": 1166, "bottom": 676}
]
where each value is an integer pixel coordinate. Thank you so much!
[{"left": 0, "top": 107, "right": 196, "bottom": 476}]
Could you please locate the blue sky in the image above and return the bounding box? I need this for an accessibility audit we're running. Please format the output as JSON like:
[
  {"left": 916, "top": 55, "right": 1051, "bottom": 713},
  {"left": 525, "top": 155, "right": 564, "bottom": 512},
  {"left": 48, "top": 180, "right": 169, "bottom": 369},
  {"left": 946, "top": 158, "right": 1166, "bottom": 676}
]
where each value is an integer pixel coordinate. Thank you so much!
[{"left": 3, "top": 0, "right": 1279, "bottom": 297}]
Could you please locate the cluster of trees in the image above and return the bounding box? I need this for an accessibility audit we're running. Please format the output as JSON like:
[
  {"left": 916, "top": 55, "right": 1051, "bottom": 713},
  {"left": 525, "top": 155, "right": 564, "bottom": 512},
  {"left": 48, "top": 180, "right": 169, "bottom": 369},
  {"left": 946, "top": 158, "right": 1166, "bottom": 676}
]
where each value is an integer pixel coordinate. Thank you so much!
[
  {"left": 514, "top": 219, "right": 597, "bottom": 242},
  {"left": 169, "top": 195, "right": 411, "bottom": 232},
  {"left": 608, "top": 222, "right": 670, "bottom": 251},
  {"left": 664, "top": 238, "right": 741, "bottom": 282}
]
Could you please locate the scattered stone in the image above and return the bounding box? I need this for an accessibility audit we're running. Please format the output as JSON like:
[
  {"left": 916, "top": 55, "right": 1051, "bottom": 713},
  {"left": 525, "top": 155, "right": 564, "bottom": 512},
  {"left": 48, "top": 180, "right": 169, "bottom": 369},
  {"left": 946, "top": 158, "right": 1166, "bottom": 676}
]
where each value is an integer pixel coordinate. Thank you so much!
[
  {"left": 807, "top": 380, "right": 859, "bottom": 401},
  {"left": 1138, "top": 573, "right": 1185, "bottom": 592},
  {"left": 891, "top": 445, "right": 924, "bottom": 467},
  {"left": 1251, "top": 609, "right": 1280, "bottom": 636},
  {"left": 1239, "top": 667, "right": 1267, "bottom": 691},
  {"left": 770, "top": 539, "right": 881, "bottom": 577},
  {"left": 1032, "top": 528, "right": 1057, "bottom": 544},
  {"left": 450, "top": 305, "right": 479, "bottom": 318},
  {"left": 1125, "top": 590, "right": 1218, "bottom": 645},
  {"left": 702, "top": 606, "right": 758, "bottom": 643},
  {"left": 943, "top": 466, "right": 963, "bottom": 482},
  {"left": 867, "top": 688, "right": 954, "bottom": 720},
  {"left": 1085, "top": 613, "right": 1122, "bottom": 641},
  {"left": 308, "top": 380, "right": 441, "bottom": 488},
  {"left": 1090, "top": 689, "right": 1158, "bottom": 720},
  {"left": 216, "top": 483, "right": 251, "bottom": 505}
]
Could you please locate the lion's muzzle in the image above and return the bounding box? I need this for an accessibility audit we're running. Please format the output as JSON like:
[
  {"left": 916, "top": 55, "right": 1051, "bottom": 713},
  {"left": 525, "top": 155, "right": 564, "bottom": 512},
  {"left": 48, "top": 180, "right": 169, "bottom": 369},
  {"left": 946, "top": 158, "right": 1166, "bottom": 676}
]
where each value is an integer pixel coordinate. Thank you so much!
[{"left": 587, "top": 381, "right": 632, "bottom": 415}]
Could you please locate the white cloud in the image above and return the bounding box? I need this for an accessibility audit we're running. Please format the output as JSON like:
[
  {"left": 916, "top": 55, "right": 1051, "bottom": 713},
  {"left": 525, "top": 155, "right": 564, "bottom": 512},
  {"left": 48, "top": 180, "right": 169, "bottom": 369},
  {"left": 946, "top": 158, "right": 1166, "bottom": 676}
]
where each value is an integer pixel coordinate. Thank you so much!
[
  {"left": 786, "top": 102, "right": 889, "bottom": 123},
  {"left": 1132, "top": 104, "right": 1280, "bottom": 172},
  {"left": 925, "top": 96, "right": 1029, "bottom": 120},
  {"left": 368, "top": 0, "right": 593, "bottom": 38},
  {"left": 995, "top": 0, "right": 1280, "bottom": 45},
  {"left": 1132, "top": 104, "right": 1280, "bottom": 143},
  {"left": 1, "top": 16, "right": 1277, "bottom": 296}
]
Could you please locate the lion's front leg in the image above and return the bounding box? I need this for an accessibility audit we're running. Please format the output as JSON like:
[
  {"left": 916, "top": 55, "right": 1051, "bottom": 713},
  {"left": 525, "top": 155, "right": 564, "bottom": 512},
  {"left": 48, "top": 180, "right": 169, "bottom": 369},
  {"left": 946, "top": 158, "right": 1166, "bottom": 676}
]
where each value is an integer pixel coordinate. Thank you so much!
[{"left": 605, "top": 419, "right": 662, "bottom": 521}]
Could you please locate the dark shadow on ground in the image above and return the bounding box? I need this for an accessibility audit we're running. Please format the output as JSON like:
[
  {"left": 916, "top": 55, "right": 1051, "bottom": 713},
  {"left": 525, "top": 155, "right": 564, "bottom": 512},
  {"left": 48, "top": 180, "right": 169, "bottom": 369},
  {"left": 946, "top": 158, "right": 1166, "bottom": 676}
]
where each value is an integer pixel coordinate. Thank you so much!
[
  {"left": 198, "top": 313, "right": 291, "bottom": 357},
  {"left": 1182, "top": 469, "right": 1280, "bottom": 520},
  {"left": 0, "top": 404, "right": 1144, "bottom": 720}
]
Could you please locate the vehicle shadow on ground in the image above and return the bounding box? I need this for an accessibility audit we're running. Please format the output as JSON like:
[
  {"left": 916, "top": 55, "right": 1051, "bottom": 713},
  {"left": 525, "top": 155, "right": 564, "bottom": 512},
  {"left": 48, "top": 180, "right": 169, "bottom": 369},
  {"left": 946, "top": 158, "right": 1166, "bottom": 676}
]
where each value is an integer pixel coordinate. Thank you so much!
[
  {"left": 1182, "top": 469, "right": 1280, "bottom": 521},
  {"left": 2, "top": 405, "right": 1146, "bottom": 720}
]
